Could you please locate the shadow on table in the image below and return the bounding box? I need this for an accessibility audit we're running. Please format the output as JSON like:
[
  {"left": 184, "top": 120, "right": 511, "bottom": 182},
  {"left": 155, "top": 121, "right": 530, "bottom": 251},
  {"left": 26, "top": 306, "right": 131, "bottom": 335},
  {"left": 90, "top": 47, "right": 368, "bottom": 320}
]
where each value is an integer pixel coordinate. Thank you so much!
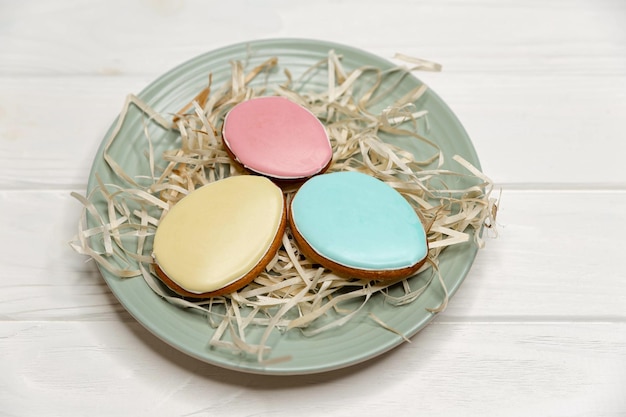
[{"left": 112, "top": 299, "right": 422, "bottom": 388}]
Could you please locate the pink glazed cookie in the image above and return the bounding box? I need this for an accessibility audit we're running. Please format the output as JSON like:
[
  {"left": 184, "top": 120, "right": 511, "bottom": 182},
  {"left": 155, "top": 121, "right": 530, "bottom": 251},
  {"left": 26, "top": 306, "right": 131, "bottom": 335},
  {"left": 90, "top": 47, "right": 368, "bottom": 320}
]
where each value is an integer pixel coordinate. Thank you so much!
[{"left": 222, "top": 97, "right": 332, "bottom": 181}]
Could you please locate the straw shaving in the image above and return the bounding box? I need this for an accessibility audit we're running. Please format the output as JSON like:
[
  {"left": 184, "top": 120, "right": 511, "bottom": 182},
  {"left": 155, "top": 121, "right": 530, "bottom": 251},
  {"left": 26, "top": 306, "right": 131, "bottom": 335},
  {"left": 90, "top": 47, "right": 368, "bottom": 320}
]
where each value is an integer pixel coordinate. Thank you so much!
[{"left": 70, "top": 50, "right": 498, "bottom": 363}]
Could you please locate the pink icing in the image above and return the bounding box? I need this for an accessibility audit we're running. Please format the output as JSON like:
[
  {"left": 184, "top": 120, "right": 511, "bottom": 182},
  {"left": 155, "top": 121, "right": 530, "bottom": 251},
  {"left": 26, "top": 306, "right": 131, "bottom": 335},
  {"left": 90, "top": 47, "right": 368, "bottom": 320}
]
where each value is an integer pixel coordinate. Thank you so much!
[{"left": 222, "top": 96, "right": 332, "bottom": 179}]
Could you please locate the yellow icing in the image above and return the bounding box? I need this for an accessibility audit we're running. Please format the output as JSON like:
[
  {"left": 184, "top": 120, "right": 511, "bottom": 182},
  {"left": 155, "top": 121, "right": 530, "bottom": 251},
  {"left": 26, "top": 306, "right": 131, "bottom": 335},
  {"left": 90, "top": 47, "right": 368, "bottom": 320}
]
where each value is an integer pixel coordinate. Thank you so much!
[{"left": 152, "top": 175, "right": 284, "bottom": 294}]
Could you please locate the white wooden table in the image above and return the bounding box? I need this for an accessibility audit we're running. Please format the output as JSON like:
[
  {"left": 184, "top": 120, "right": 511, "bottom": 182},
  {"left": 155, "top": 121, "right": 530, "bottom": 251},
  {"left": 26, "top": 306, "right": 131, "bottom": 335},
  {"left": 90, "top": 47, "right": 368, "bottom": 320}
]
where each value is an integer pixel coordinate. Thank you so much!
[{"left": 2, "top": 1, "right": 625, "bottom": 415}]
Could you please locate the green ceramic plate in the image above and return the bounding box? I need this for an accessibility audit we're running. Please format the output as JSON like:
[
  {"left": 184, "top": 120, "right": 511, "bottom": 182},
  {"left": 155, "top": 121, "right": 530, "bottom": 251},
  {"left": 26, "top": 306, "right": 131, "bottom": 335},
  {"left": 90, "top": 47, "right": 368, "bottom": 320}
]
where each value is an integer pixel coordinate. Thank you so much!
[{"left": 88, "top": 38, "right": 481, "bottom": 375}]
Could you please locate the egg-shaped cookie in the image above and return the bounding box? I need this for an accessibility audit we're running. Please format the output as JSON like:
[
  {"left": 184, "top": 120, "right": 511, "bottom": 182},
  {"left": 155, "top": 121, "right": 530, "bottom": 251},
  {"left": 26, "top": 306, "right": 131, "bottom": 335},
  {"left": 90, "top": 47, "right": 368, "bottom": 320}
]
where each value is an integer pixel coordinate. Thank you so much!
[
  {"left": 222, "top": 96, "right": 332, "bottom": 181},
  {"left": 289, "top": 171, "right": 428, "bottom": 280},
  {"left": 152, "top": 175, "right": 286, "bottom": 298}
]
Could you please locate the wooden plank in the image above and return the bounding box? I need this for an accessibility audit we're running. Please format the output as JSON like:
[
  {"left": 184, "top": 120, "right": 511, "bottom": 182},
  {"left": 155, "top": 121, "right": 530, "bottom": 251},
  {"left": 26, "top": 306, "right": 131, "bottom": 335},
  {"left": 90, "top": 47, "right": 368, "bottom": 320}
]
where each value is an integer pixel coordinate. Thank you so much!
[
  {"left": 1, "top": 0, "right": 624, "bottom": 76},
  {"left": 1, "top": 189, "right": 624, "bottom": 322},
  {"left": 0, "top": 76, "right": 152, "bottom": 189},
  {"left": 442, "top": 189, "right": 626, "bottom": 320},
  {"left": 1, "top": 320, "right": 624, "bottom": 416},
  {"left": 1, "top": 72, "right": 625, "bottom": 188},
  {"left": 0, "top": 190, "right": 131, "bottom": 322}
]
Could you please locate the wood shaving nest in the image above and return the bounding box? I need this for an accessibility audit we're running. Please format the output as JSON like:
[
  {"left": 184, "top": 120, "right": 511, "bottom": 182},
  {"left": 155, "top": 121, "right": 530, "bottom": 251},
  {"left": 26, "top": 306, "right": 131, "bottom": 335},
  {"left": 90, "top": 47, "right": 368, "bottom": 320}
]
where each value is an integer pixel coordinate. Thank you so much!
[{"left": 70, "top": 51, "right": 498, "bottom": 363}]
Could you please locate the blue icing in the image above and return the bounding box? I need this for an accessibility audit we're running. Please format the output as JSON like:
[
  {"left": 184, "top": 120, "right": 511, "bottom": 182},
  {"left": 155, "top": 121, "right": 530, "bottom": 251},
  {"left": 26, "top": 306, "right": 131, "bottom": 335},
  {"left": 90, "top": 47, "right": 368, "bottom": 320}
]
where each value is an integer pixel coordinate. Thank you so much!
[{"left": 291, "top": 171, "right": 428, "bottom": 270}]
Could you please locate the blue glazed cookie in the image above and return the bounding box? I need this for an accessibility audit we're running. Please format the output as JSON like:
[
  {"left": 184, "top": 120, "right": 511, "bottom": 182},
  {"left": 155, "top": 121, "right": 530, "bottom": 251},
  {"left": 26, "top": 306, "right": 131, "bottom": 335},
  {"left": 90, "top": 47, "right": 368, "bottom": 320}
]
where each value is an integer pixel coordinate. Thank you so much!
[{"left": 289, "top": 171, "right": 428, "bottom": 280}]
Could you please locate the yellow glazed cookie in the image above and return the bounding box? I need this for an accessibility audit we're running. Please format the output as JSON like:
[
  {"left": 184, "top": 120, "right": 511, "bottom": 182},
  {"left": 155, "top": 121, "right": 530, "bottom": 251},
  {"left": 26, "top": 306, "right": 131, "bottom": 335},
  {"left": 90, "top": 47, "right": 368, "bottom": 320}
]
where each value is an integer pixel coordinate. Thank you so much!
[{"left": 152, "top": 175, "right": 286, "bottom": 298}]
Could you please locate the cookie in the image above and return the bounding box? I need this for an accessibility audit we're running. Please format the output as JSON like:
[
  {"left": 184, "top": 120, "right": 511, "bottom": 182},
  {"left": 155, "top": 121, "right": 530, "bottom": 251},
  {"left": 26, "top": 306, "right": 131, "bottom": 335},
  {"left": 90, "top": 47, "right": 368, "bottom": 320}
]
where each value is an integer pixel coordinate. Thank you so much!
[
  {"left": 222, "top": 96, "right": 332, "bottom": 182},
  {"left": 152, "top": 175, "right": 286, "bottom": 298},
  {"left": 289, "top": 171, "right": 428, "bottom": 280}
]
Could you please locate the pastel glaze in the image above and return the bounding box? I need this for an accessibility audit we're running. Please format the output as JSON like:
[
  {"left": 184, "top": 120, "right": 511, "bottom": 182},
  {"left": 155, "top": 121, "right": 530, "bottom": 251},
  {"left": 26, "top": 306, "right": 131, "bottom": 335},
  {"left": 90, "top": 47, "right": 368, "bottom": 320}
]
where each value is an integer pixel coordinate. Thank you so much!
[
  {"left": 290, "top": 171, "right": 428, "bottom": 271},
  {"left": 152, "top": 175, "right": 284, "bottom": 294},
  {"left": 222, "top": 96, "right": 332, "bottom": 179}
]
